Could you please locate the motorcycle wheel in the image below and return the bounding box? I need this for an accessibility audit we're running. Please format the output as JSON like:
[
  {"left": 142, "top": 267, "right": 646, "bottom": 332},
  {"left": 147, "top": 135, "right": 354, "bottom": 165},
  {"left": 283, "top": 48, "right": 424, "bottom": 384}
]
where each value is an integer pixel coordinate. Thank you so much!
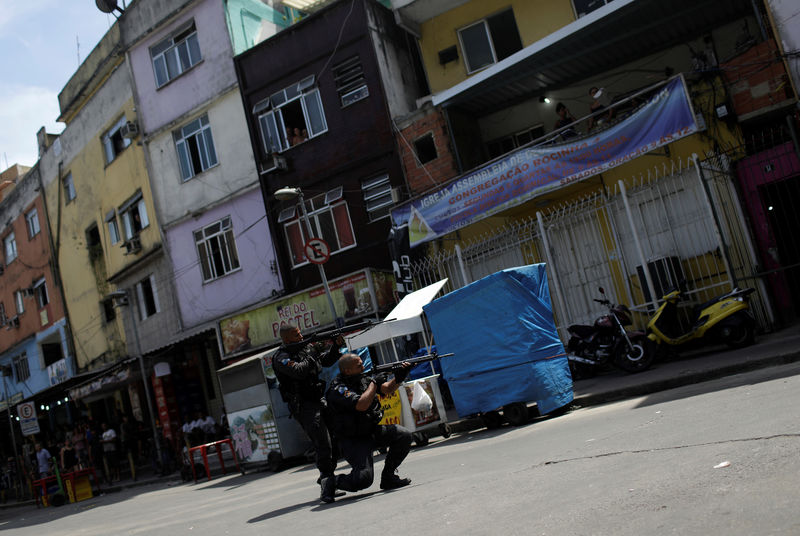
[
  {"left": 614, "top": 334, "right": 655, "bottom": 373},
  {"left": 724, "top": 314, "right": 756, "bottom": 348},
  {"left": 569, "top": 360, "right": 597, "bottom": 380}
]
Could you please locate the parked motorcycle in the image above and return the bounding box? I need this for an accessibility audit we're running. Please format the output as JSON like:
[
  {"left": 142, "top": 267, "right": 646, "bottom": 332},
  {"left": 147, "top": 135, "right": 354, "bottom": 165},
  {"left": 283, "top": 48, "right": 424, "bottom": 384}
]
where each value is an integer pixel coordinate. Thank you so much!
[
  {"left": 567, "top": 288, "right": 656, "bottom": 375},
  {"left": 646, "top": 285, "right": 756, "bottom": 350}
]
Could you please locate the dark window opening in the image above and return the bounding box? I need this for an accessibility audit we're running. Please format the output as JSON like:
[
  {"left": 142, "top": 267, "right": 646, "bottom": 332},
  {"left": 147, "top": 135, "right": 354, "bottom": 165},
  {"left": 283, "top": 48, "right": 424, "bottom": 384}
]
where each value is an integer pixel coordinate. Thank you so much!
[
  {"left": 102, "top": 299, "right": 116, "bottom": 323},
  {"left": 487, "top": 9, "right": 523, "bottom": 62},
  {"left": 414, "top": 134, "right": 438, "bottom": 164},
  {"left": 42, "top": 342, "right": 63, "bottom": 367}
]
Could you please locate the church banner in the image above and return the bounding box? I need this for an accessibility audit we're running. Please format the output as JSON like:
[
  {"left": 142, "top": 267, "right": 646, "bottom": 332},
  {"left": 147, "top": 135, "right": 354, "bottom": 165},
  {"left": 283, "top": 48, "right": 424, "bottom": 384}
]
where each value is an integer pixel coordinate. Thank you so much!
[{"left": 391, "top": 76, "right": 698, "bottom": 247}]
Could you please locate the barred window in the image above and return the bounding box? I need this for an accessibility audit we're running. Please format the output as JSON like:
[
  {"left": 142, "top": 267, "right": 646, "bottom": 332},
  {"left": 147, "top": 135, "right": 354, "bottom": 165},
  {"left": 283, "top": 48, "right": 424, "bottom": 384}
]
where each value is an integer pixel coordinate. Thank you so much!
[{"left": 13, "top": 353, "right": 29, "bottom": 382}]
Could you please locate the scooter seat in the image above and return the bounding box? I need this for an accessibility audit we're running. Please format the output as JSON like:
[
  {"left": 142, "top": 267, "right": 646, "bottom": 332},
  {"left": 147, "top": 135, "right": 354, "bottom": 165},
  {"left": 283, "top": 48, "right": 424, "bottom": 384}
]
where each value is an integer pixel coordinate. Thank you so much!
[{"left": 568, "top": 324, "right": 595, "bottom": 338}]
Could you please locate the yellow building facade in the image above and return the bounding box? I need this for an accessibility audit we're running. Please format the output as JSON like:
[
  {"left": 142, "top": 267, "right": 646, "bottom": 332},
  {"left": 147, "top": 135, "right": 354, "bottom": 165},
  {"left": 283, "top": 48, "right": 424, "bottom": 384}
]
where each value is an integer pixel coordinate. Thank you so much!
[{"left": 43, "top": 41, "right": 158, "bottom": 372}]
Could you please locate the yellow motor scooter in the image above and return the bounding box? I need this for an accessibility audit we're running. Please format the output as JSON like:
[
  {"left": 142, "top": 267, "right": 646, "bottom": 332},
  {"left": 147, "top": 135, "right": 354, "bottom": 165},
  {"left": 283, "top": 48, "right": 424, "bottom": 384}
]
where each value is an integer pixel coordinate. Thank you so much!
[{"left": 647, "top": 286, "right": 756, "bottom": 350}]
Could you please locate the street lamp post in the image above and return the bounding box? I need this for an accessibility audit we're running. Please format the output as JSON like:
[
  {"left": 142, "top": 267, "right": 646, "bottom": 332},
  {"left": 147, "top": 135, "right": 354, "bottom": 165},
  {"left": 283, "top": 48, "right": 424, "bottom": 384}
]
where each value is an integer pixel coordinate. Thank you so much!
[
  {"left": 111, "top": 292, "right": 164, "bottom": 473},
  {"left": 274, "top": 187, "right": 340, "bottom": 326}
]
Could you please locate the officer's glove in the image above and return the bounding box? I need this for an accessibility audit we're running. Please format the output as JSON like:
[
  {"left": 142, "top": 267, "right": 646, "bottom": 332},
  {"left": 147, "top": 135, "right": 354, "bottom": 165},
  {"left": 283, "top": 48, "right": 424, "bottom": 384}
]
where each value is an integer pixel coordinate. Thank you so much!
[
  {"left": 371, "top": 372, "right": 389, "bottom": 388},
  {"left": 392, "top": 363, "right": 412, "bottom": 383}
]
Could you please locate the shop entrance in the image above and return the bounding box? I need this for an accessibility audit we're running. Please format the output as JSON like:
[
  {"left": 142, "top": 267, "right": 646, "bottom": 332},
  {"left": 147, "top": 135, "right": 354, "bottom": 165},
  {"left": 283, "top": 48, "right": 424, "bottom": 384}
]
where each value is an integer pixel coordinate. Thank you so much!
[{"left": 759, "top": 175, "right": 800, "bottom": 315}]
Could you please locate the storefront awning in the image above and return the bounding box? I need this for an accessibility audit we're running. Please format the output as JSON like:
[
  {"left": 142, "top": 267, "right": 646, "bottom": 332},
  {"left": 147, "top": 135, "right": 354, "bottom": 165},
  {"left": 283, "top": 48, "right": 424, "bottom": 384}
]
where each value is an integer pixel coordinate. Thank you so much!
[
  {"left": 346, "top": 279, "right": 448, "bottom": 349},
  {"left": 432, "top": 0, "right": 754, "bottom": 115},
  {"left": 67, "top": 357, "right": 138, "bottom": 401},
  {"left": 217, "top": 347, "right": 278, "bottom": 374}
]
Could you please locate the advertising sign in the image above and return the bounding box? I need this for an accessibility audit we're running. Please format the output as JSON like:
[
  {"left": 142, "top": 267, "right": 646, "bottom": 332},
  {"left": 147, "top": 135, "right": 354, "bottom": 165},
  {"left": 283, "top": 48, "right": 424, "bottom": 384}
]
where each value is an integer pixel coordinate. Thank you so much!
[
  {"left": 47, "top": 358, "right": 68, "bottom": 386},
  {"left": 18, "top": 401, "right": 40, "bottom": 436},
  {"left": 378, "top": 390, "right": 403, "bottom": 426},
  {"left": 391, "top": 77, "right": 698, "bottom": 247},
  {"left": 219, "top": 269, "right": 396, "bottom": 356},
  {"left": 229, "top": 405, "right": 280, "bottom": 463},
  {"left": 403, "top": 378, "right": 440, "bottom": 427}
]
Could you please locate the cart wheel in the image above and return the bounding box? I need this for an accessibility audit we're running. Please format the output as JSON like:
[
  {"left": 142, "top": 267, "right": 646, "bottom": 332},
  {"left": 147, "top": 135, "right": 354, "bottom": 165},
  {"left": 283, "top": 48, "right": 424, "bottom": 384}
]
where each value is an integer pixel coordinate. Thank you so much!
[
  {"left": 267, "top": 451, "right": 284, "bottom": 472},
  {"left": 481, "top": 411, "right": 504, "bottom": 429},
  {"left": 503, "top": 403, "right": 529, "bottom": 426},
  {"left": 413, "top": 432, "right": 429, "bottom": 447},
  {"left": 439, "top": 423, "right": 452, "bottom": 439}
]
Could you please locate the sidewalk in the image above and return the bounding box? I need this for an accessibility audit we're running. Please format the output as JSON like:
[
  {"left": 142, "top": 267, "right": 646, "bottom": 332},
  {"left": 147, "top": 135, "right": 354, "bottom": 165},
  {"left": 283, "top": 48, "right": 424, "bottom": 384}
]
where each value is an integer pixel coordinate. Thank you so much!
[{"left": 571, "top": 323, "right": 800, "bottom": 408}]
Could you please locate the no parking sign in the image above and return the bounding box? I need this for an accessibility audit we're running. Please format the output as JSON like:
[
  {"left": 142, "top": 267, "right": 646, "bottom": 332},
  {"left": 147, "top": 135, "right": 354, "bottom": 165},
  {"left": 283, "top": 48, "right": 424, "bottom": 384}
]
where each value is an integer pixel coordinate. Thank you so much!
[{"left": 17, "top": 401, "right": 40, "bottom": 436}]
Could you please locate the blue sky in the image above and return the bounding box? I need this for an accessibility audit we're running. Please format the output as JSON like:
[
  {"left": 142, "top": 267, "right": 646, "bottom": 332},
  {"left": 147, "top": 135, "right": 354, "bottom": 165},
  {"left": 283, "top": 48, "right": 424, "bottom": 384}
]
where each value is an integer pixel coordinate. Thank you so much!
[{"left": 0, "top": 1, "right": 115, "bottom": 169}]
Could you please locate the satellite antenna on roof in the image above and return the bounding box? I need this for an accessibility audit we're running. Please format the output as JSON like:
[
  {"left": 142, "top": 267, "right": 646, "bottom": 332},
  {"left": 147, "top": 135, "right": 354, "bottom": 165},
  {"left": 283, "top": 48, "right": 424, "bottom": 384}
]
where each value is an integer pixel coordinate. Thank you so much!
[{"left": 95, "top": 0, "right": 124, "bottom": 15}]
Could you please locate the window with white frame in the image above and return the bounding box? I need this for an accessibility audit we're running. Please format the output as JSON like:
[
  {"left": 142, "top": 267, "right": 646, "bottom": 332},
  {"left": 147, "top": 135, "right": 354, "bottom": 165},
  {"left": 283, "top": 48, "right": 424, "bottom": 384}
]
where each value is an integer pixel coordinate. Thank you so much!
[
  {"left": 194, "top": 217, "right": 241, "bottom": 282},
  {"left": 33, "top": 278, "right": 48, "bottom": 309},
  {"left": 458, "top": 8, "right": 522, "bottom": 74},
  {"left": 150, "top": 21, "right": 202, "bottom": 88},
  {"left": 136, "top": 275, "right": 160, "bottom": 320},
  {"left": 63, "top": 173, "right": 77, "bottom": 203},
  {"left": 13, "top": 353, "right": 29, "bottom": 382},
  {"left": 572, "top": 0, "right": 613, "bottom": 18},
  {"left": 280, "top": 188, "right": 355, "bottom": 268},
  {"left": 102, "top": 116, "right": 132, "bottom": 164},
  {"left": 4, "top": 233, "right": 17, "bottom": 263},
  {"left": 174, "top": 115, "right": 218, "bottom": 181},
  {"left": 362, "top": 175, "right": 393, "bottom": 222},
  {"left": 105, "top": 210, "right": 121, "bottom": 245},
  {"left": 14, "top": 290, "right": 24, "bottom": 315},
  {"left": 25, "top": 208, "right": 40, "bottom": 239},
  {"left": 254, "top": 75, "right": 327, "bottom": 155},
  {"left": 119, "top": 193, "right": 150, "bottom": 240}
]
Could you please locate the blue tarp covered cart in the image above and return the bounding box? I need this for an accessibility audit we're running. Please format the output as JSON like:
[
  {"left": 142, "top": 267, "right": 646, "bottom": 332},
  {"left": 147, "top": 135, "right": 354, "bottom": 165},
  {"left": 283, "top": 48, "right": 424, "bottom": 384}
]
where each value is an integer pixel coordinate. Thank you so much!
[{"left": 423, "top": 264, "right": 573, "bottom": 422}]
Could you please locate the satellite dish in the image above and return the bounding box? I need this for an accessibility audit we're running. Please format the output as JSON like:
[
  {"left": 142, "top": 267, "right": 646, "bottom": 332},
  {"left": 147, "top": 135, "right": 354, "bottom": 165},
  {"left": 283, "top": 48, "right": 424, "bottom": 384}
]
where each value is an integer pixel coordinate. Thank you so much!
[{"left": 95, "top": 0, "right": 119, "bottom": 14}]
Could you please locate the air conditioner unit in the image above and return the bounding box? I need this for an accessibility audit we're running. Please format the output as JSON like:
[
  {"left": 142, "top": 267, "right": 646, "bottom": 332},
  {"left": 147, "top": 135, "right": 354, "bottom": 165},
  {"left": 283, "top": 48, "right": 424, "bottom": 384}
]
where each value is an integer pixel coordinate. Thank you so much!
[
  {"left": 123, "top": 236, "right": 142, "bottom": 254},
  {"left": 259, "top": 154, "right": 288, "bottom": 175},
  {"left": 6, "top": 316, "right": 20, "bottom": 329},
  {"left": 120, "top": 121, "right": 139, "bottom": 139}
]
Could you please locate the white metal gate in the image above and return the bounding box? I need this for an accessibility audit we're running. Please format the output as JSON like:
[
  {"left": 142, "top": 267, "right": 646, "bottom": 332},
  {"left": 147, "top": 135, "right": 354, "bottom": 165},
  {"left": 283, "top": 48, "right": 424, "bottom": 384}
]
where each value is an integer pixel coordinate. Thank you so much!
[{"left": 409, "top": 155, "right": 772, "bottom": 337}]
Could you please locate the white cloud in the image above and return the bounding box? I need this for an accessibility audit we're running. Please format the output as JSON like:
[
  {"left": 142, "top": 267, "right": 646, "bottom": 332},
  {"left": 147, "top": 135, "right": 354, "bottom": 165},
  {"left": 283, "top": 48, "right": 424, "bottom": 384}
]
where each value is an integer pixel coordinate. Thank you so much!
[{"left": 0, "top": 83, "right": 63, "bottom": 168}]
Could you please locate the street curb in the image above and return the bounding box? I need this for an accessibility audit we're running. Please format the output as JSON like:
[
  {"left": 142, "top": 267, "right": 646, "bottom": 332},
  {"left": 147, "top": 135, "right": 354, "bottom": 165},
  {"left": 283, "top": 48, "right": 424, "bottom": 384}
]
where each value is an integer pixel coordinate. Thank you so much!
[
  {"left": 432, "top": 349, "right": 800, "bottom": 438},
  {"left": 571, "top": 350, "right": 800, "bottom": 408}
]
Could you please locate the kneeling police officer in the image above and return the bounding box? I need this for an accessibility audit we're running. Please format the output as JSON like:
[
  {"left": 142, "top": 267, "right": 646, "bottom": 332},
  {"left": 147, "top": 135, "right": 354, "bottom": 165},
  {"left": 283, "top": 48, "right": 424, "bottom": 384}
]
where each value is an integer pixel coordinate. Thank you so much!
[{"left": 326, "top": 353, "right": 413, "bottom": 496}]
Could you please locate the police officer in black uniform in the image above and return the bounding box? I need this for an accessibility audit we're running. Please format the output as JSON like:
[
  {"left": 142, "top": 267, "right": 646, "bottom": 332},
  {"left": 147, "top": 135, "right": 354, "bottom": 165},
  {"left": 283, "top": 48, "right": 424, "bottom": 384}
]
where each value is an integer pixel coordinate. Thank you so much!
[
  {"left": 326, "top": 353, "right": 413, "bottom": 495},
  {"left": 272, "top": 324, "right": 343, "bottom": 503}
]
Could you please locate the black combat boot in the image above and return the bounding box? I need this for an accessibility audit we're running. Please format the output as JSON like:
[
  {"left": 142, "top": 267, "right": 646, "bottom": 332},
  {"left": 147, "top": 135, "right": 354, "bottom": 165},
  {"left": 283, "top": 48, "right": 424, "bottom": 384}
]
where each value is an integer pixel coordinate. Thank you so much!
[
  {"left": 379, "top": 469, "right": 411, "bottom": 490},
  {"left": 320, "top": 475, "right": 336, "bottom": 503}
]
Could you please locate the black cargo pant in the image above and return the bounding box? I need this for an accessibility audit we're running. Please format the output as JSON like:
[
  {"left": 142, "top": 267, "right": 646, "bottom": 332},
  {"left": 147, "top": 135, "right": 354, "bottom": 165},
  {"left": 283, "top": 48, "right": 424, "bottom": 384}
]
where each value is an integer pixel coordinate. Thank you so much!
[
  {"left": 335, "top": 424, "right": 412, "bottom": 492},
  {"left": 293, "top": 399, "right": 335, "bottom": 477}
]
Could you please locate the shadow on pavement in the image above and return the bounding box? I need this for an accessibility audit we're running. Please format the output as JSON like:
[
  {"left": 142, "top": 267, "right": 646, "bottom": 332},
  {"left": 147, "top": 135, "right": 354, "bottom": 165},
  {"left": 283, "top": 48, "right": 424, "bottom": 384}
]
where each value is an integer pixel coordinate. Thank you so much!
[{"left": 634, "top": 360, "right": 800, "bottom": 408}]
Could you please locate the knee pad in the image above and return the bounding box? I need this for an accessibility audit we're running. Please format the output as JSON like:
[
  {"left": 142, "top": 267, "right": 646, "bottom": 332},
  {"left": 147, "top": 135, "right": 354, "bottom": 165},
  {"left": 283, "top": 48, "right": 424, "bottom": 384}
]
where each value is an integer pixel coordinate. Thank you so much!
[{"left": 354, "top": 468, "right": 374, "bottom": 490}]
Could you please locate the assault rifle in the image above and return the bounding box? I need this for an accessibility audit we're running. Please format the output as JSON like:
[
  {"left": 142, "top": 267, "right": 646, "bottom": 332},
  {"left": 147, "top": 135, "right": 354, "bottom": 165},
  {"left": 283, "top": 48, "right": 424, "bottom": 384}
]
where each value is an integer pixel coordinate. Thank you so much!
[
  {"left": 363, "top": 351, "right": 454, "bottom": 377},
  {"left": 282, "top": 319, "right": 379, "bottom": 352}
]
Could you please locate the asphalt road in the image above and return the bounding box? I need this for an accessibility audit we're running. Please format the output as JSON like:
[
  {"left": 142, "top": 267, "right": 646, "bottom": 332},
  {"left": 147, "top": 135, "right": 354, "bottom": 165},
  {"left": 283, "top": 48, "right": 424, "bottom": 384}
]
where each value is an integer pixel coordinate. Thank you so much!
[{"left": 3, "top": 362, "right": 800, "bottom": 535}]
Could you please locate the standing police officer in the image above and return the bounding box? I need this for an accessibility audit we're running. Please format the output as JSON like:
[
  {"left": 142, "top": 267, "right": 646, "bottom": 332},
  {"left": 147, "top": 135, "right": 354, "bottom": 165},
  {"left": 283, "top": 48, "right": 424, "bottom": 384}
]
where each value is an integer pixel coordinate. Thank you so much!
[
  {"left": 272, "top": 324, "right": 343, "bottom": 503},
  {"left": 326, "top": 353, "right": 413, "bottom": 495}
]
